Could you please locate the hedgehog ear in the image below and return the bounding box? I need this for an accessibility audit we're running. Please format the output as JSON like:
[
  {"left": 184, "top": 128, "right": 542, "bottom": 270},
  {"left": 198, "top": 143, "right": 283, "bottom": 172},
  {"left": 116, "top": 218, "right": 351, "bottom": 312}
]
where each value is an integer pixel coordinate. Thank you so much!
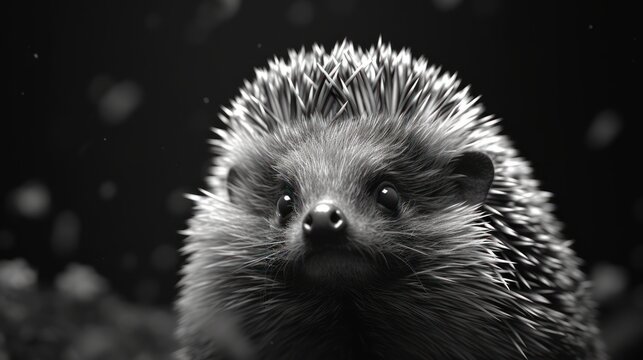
[
  {"left": 451, "top": 151, "right": 494, "bottom": 205},
  {"left": 226, "top": 166, "right": 241, "bottom": 204}
]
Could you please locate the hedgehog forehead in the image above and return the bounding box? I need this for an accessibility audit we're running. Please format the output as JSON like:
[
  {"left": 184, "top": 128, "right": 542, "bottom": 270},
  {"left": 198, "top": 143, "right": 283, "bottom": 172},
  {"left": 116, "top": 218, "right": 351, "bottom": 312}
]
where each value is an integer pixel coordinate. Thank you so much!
[
  {"left": 271, "top": 116, "right": 416, "bottom": 198},
  {"left": 222, "top": 113, "right": 456, "bottom": 200}
]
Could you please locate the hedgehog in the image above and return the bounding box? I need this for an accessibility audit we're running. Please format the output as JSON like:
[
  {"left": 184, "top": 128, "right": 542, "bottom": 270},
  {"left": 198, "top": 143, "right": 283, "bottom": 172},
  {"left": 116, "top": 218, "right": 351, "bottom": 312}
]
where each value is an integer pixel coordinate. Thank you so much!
[{"left": 176, "top": 40, "right": 606, "bottom": 360}]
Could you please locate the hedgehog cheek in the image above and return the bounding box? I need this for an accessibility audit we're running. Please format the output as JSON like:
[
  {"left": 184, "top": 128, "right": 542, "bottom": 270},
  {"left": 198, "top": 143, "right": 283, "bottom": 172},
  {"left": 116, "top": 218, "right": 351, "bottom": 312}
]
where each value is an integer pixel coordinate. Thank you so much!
[{"left": 452, "top": 151, "right": 495, "bottom": 205}]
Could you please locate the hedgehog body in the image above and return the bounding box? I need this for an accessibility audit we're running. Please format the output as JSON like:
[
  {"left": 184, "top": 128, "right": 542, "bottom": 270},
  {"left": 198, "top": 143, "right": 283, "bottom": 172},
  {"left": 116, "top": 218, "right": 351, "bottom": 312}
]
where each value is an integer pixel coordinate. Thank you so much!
[{"left": 176, "top": 40, "right": 605, "bottom": 360}]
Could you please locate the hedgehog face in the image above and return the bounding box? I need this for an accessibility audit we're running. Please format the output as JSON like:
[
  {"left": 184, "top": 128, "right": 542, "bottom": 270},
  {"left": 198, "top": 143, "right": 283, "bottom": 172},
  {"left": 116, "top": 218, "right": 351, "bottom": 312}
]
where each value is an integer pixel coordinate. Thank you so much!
[{"left": 223, "top": 115, "right": 494, "bottom": 291}]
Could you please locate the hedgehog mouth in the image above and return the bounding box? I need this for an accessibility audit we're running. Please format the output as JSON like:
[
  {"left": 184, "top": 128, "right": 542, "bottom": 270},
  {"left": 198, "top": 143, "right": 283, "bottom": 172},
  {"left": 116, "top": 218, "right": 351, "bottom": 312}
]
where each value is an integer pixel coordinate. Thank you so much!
[{"left": 290, "top": 244, "right": 388, "bottom": 290}]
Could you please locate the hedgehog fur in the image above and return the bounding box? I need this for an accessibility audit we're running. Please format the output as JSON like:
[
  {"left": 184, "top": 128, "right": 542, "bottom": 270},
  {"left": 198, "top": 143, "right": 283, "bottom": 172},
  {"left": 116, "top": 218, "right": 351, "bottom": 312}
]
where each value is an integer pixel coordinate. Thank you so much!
[{"left": 176, "top": 39, "right": 605, "bottom": 360}]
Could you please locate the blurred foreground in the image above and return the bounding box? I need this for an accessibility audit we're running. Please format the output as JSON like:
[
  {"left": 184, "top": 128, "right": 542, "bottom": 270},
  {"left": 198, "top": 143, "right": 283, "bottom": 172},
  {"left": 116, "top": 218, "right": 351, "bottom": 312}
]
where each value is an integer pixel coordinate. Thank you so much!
[
  {"left": 0, "top": 259, "right": 176, "bottom": 360},
  {"left": 2, "top": 258, "right": 643, "bottom": 359}
]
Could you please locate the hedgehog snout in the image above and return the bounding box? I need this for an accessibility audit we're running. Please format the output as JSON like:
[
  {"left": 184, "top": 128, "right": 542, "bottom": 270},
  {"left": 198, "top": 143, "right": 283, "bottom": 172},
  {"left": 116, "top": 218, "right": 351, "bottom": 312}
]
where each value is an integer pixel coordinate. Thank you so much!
[{"left": 302, "top": 202, "right": 348, "bottom": 249}]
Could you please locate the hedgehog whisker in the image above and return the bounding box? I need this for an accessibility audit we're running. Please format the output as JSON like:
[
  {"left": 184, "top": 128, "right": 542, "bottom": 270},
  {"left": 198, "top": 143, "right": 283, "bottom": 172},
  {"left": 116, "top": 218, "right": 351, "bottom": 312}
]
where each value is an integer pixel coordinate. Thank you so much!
[
  {"left": 237, "top": 252, "right": 279, "bottom": 271},
  {"left": 395, "top": 243, "right": 430, "bottom": 257},
  {"left": 377, "top": 229, "right": 420, "bottom": 238},
  {"left": 225, "top": 242, "right": 285, "bottom": 251},
  {"left": 375, "top": 247, "right": 391, "bottom": 270},
  {"left": 387, "top": 251, "right": 429, "bottom": 295}
]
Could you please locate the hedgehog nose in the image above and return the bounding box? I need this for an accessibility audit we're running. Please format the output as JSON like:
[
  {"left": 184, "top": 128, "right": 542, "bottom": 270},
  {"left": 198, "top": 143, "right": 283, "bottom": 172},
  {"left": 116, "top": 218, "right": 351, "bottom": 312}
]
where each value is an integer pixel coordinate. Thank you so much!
[{"left": 302, "top": 203, "right": 348, "bottom": 246}]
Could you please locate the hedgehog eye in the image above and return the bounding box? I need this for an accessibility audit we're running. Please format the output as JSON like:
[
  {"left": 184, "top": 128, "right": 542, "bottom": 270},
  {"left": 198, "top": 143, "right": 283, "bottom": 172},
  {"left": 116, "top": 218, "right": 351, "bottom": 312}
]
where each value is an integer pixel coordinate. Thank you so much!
[
  {"left": 375, "top": 182, "right": 399, "bottom": 212},
  {"left": 277, "top": 192, "right": 295, "bottom": 220}
]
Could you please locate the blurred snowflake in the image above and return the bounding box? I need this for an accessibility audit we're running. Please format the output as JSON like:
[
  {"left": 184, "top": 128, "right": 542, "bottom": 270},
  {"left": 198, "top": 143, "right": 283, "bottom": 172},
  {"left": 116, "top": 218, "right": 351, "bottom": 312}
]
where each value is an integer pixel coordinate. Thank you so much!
[
  {"left": 591, "top": 262, "right": 629, "bottom": 304},
  {"left": 99, "top": 180, "right": 118, "bottom": 200},
  {"left": 287, "top": 0, "right": 314, "bottom": 27},
  {"left": 55, "top": 263, "right": 108, "bottom": 302},
  {"left": 586, "top": 109, "right": 623, "bottom": 150},
  {"left": 9, "top": 181, "right": 51, "bottom": 219},
  {"left": 98, "top": 81, "right": 143, "bottom": 124},
  {"left": 0, "top": 258, "right": 37, "bottom": 291}
]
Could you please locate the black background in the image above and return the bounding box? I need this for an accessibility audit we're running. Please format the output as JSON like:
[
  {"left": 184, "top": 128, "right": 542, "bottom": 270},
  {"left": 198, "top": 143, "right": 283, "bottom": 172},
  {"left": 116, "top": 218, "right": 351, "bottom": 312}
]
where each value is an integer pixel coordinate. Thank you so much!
[{"left": 4, "top": 0, "right": 642, "bottom": 358}]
